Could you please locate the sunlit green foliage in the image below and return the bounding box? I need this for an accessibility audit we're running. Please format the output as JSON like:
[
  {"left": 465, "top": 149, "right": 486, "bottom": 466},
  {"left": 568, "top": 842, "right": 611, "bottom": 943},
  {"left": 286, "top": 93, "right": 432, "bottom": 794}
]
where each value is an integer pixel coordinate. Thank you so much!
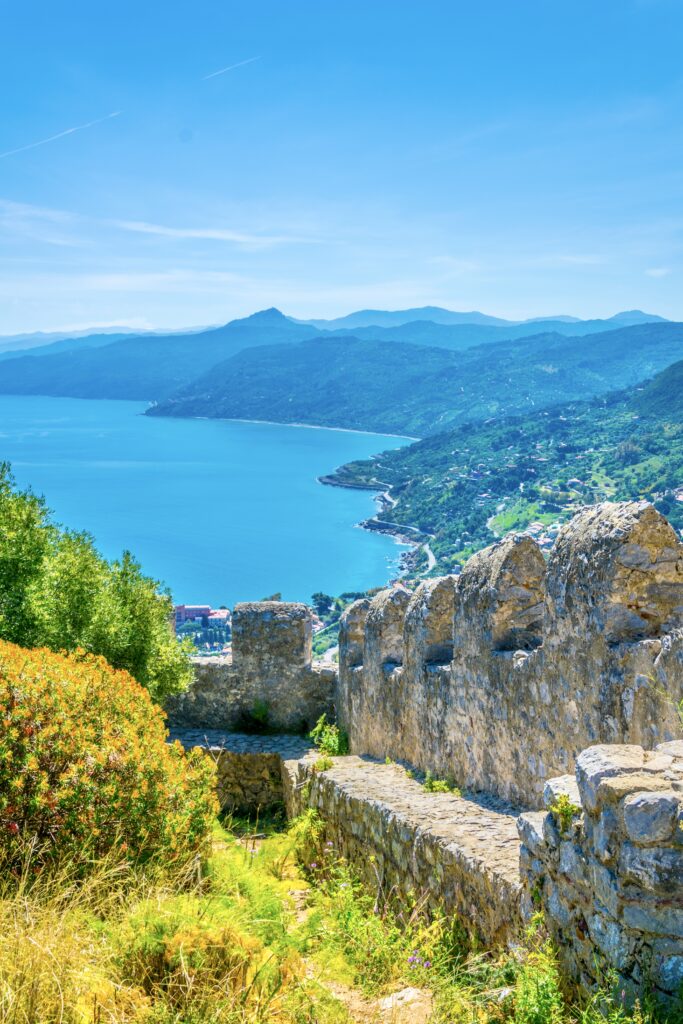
[
  {"left": 0, "top": 463, "right": 192, "bottom": 699},
  {"left": 0, "top": 640, "right": 216, "bottom": 873}
]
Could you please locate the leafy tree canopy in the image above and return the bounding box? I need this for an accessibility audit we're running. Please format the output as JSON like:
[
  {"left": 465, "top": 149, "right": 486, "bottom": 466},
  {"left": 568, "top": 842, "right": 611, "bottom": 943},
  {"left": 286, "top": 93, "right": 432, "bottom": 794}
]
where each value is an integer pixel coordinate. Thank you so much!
[{"left": 0, "top": 463, "right": 192, "bottom": 701}]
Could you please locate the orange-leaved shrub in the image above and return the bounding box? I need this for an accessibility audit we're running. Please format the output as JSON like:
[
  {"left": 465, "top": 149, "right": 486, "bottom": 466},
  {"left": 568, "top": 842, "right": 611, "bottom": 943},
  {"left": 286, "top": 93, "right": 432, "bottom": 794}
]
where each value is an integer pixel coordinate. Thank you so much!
[{"left": 0, "top": 641, "right": 217, "bottom": 872}]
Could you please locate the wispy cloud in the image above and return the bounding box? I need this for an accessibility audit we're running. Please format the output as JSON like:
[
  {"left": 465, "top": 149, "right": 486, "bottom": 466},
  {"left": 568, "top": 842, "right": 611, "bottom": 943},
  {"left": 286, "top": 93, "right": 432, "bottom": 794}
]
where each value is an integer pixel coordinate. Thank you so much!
[
  {"left": 203, "top": 56, "right": 260, "bottom": 80},
  {"left": 113, "top": 219, "right": 306, "bottom": 248},
  {"left": 645, "top": 266, "right": 672, "bottom": 277},
  {"left": 0, "top": 111, "right": 121, "bottom": 160},
  {"left": 0, "top": 198, "right": 83, "bottom": 247}
]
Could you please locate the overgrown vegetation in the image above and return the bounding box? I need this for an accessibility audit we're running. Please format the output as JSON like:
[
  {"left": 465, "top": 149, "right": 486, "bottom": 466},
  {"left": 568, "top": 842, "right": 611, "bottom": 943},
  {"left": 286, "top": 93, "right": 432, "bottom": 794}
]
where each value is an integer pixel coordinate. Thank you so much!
[
  {"left": 423, "top": 770, "right": 460, "bottom": 794},
  {"left": 0, "top": 800, "right": 677, "bottom": 1023},
  {"left": 550, "top": 793, "right": 582, "bottom": 836},
  {"left": 309, "top": 714, "right": 349, "bottom": 757},
  {"left": 0, "top": 641, "right": 216, "bottom": 873},
  {"left": 0, "top": 463, "right": 193, "bottom": 700}
]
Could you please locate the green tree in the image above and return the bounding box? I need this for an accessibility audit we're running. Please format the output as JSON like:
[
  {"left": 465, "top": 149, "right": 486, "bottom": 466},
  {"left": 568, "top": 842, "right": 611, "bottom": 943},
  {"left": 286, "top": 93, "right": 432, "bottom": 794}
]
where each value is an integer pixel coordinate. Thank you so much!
[
  {"left": 311, "top": 591, "right": 334, "bottom": 615},
  {"left": 0, "top": 464, "right": 50, "bottom": 646},
  {"left": 0, "top": 464, "right": 192, "bottom": 702}
]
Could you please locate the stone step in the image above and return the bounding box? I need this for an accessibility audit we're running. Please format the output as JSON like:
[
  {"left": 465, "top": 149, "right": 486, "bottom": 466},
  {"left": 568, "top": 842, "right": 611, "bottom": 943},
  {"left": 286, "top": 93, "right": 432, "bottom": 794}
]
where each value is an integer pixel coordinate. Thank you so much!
[
  {"left": 171, "top": 729, "right": 315, "bottom": 813},
  {"left": 170, "top": 728, "right": 315, "bottom": 760}
]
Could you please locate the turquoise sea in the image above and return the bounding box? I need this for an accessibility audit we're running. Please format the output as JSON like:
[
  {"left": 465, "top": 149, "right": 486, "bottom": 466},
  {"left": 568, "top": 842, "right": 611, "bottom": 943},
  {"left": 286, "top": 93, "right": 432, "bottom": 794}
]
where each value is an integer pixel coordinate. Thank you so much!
[{"left": 0, "top": 396, "right": 411, "bottom": 606}]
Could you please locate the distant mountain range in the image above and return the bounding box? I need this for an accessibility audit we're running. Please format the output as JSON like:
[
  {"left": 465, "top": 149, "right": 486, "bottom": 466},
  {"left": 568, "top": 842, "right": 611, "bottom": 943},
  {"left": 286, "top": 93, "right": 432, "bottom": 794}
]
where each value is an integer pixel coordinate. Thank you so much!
[
  {"left": 297, "top": 306, "right": 665, "bottom": 331},
  {"left": 0, "top": 309, "right": 319, "bottom": 401},
  {"left": 0, "top": 322, "right": 214, "bottom": 356},
  {"left": 0, "top": 301, "right": 680, "bottom": 576},
  {"left": 0, "top": 306, "right": 671, "bottom": 406},
  {"left": 148, "top": 321, "right": 683, "bottom": 436}
]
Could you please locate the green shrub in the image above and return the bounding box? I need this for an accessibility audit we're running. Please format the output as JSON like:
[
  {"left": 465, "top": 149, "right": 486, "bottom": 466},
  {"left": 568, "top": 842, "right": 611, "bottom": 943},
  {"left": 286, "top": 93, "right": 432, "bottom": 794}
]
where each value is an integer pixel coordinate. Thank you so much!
[
  {"left": 0, "top": 641, "right": 217, "bottom": 872},
  {"left": 0, "top": 464, "right": 193, "bottom": 701},
  {"left": 288, "top": 809, "right": 326, "bottom": 874},
  {"left": 550, "top": 792, "right": 581, "bottom": 835},
  {"left": 423, "top": 770, "right": 460, "bottom": 794},
  {"left": 513, "top": 944, "right": 565, "bottom": 1024},
  {"left": 309, "top": 714, "right": 349, "bottom": 756}
]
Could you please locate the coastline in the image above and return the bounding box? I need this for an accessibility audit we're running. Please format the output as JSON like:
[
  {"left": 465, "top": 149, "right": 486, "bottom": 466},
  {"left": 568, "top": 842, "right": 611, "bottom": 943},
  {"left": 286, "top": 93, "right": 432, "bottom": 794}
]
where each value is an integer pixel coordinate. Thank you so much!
[
  {"left": 320, "top": 471, "right": 431, "bottom": 577},
  {"left": 147, "top": 407, "right": 419, "bottom": 442},
  {"left": 225, "top": 417, "right": 419, "bottom": 442},
  {"left": 147, "top": 401, "right": 429, "bottom": 580}
]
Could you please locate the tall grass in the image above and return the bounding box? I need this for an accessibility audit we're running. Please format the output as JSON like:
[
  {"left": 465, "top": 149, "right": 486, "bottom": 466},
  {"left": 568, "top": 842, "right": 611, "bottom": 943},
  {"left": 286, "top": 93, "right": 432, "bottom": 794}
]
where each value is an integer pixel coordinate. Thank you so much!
[
  {"left": 0, "top": 828, "right": 331, "bottom": 1024},
  {"left": 0, "top": 814, "right": 678, "bottom": 1024}
]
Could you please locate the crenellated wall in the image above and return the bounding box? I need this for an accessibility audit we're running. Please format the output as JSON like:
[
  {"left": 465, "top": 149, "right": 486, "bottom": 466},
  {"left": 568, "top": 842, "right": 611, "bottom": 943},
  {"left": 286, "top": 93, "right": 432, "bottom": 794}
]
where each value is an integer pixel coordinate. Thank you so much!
[
  {"left": 166, "top": 601, "right": 335, "bottom": 733},
  {"left": 337, "top": 502, "right": 683, "bottom": 808}
]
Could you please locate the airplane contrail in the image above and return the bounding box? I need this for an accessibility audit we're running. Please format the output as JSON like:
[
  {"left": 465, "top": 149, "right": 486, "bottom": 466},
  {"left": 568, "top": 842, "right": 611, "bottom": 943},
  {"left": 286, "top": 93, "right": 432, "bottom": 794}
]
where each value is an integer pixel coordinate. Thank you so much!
[
  {"left": 203, "top": 56, "right": 260, "bottom": 80},
  {"left": 0, "top": 111, "right": 122, "bottom": 160}
]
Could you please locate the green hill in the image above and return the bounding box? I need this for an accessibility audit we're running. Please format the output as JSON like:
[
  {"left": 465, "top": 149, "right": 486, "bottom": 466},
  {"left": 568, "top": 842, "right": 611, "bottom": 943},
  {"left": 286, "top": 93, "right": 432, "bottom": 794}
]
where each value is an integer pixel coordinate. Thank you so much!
[
  {"left": 149, "top": 322, "right": 683, "bottom": 436},
  {"left": 326, "top": 360, "right": 683, "bottom": 574},
  {"left": 632, "top": 358, "right": 683, "bottom": 418},
  {"left": 0, "top": 307, "right": 673, "bottom": 406}
]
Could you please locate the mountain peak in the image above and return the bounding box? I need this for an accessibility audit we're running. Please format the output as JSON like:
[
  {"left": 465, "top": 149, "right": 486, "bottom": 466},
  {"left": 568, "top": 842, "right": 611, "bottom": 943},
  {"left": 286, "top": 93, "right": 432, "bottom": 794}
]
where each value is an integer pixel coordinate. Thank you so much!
[
  {"left": 608, "top": 310, "right": 667, "bottom": 325},
  {"left": 245, "top": 307, "right": 289, "bottom": 324}
]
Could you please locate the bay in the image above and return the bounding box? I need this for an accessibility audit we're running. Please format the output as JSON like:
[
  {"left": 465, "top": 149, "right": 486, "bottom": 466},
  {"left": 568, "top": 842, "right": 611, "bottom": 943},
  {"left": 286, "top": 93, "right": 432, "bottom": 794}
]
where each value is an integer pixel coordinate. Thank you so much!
[{"left": 0, "top": 396, "right": 411, "bottom": 606}]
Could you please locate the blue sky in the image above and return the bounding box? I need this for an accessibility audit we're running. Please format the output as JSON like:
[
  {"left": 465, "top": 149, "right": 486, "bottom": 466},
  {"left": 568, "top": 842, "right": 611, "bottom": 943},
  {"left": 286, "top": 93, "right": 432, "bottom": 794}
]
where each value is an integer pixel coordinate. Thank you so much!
[{"left": 1, "top": 0, "right": 682, "bottom": 333}]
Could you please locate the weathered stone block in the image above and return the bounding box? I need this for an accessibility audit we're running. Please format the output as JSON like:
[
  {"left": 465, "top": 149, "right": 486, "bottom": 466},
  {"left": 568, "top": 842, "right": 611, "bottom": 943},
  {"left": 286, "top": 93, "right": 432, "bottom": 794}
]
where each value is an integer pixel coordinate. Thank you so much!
[
  {"left": 657, "top": 741, "right": 683, "bottom": 759},
  {"left": 517, "top": 811, "right": 546, "bottom": 857},
  {"left": 586, "top": 805, "right": 620, "bottom": 865},
  {"left": 232, "top": 601, "right": 313, "bottom": 669},
  {"left": 622, "top": 902, "right": 683, "bottom": 939},
  {"left": 623, "top": 791, "right": 680, "bottom": 844},
  {"left": 586, "top": 910, "right": 635, "bottom": 971},
  {"left": 543, "top": 774, "right": 581, "bottom": 811},
  {"left": 620, "top": 843, "right": 683, "bottom": 894},
  {"left": 653, "top": 954, "right": 683, "bottom": 995},
  {"left": 576, "top": 745, "right": 645, "bottom": 813},
  {"left": 559, "top": 840, "right": 588, "bottom": 886},
  {"left": 589, "top": 861, "right": 622, "bottom": 918}
]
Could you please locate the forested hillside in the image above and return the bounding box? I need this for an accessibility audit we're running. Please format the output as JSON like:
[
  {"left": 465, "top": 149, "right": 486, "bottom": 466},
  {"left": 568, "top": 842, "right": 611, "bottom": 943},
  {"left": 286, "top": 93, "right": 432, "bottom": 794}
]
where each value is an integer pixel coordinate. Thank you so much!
[
  {"left": 327, "top": 361, "right": 683, "bottom": 573},
  {"left": 149, "top": 322, "right": 683, "bottom": 436}
]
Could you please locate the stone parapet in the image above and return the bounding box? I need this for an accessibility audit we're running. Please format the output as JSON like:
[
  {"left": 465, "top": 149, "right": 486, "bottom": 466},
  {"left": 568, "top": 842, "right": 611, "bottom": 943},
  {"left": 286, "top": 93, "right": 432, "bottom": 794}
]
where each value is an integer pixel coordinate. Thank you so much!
[
  {"left": 283, "top": 755, "right": 523, "bottom": 948},
  {"left": 518, "top": 743, "right": 683, "bottom": 1004},
  {"left": 166, "top": 602, "right": 336, "bottom": 733},
  {"left": 338, "top": 502, "right": 683, "bottom": 807}
]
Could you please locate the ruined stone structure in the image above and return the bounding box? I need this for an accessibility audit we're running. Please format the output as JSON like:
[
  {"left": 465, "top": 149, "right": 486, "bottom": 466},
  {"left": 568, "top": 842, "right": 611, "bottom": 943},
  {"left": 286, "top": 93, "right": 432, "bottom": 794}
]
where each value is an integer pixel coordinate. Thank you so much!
[
  {"left": 169, "top": 501, "right": 683, "bottom": 1005},
  {"left": 284, "top": 754, "right": 524, "bottom": 948},
  {"left": 338, "top": 502, "right": 683, "bottom": 808},
  {"left": 519, "top": 742, "right": 683, "bottom": 1003},
  {"left": 166, "top": 601, "right": 335, "bottom": 733}
]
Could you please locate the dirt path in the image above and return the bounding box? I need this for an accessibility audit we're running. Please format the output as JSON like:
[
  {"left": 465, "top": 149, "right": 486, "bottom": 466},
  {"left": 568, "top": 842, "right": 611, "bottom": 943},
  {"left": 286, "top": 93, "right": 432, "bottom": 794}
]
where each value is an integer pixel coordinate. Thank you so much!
[
  {"left": 324, "top": 980, "right": 433, "bottom": 1024},
  {"left": 291, "top": 881, "right": 433, "bottom": 1023}
]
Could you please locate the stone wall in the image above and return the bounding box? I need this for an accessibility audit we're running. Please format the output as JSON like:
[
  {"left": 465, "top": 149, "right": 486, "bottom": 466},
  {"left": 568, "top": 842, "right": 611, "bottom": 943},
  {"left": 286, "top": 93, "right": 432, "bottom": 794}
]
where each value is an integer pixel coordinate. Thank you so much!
[
  {"left": 167, "top": 500, "right": 683, "bottom": 1006},
  {"left": 338, "top": 502, "right": 683, "bottom": 808},
  {"left": 282, "top": 754, "right": 523, "bottom": 948},
  {"left": 518, "top": 742, "right": 683, "bottom": 1005},
  {"left": 170, "top": 729, "right": 315, "bottom": 813},
  {"left": 166, "top": 601, "right": 336, "bottom": 733}
]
